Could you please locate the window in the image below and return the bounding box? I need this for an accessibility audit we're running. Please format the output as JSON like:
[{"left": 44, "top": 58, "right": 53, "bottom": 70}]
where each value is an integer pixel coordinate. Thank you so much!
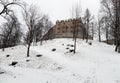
[
  {"left": 71, "top": 30, "right": 73, "bottom": 33},
  {"left": 62, "top": 31, "right": 65, "bottom": 33},
  {"left": 58, "top": 28, "right": 60, "bottom": 30},
  {"left": 58, "top": 31, "right": 60, "bottom": 33},
  {"left": 66, "top": 26, "right": 68, "bottom": 30}
]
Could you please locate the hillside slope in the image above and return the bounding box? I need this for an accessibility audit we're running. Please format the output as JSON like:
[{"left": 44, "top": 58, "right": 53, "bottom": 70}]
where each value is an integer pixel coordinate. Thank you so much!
[{"left": 0, "top": 38, "right": 120, "bottom": 83}]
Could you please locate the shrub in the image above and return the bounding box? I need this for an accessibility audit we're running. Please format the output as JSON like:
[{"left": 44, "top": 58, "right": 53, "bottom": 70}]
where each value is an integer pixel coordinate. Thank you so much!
[
  {"left": 9, "top": 61, "right": 18, "bottom": 66},
  {"left": 6, "top": 55, "right": 10, "bottom": 57},
  {"left": 69, "top": 49, "right": 75, "bottom": 53},
  {"left": 26, "top": 60, "right": 30, "bottom": 62},
  {"left": 36, "top": 54, "right": 42, "bottom": 57},
  {"left": 71, "top": 45, "right": 74, "bottom": 47},
  {"left": 66, "top": 48, "right": 69, "bottom": 50},
  {"left": 88, "top": 42, "right": 92, "bottom": 45},
  {"left": 52, "top": 48, "right": 56, "bottom": 52}
]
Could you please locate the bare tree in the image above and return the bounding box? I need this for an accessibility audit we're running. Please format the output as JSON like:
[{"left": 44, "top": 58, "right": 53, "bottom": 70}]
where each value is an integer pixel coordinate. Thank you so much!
[
  {"left": 100, "top": 0, "right": 120, "bottom": 52},
  {"left": 0, "top": 0, "right": 24, "bottom": 16},
  {"left": 33, "top": 20, "right": 43, "bottom": 46},
  {"left": 112, "top": 0, "right": 120, "bottom": 52},
  {"left": 97, "top": 16, "right": 104, "bottom": 42},
  {"left": 0, "top": 13, "right": 22, "bottom": 51},
  {"left": 100, "top": 0, "right": 113, "bottom": 44},
  {"left": 91, "top": 22, "right": 94, "bottom": 40},
  {"left": 103, "top": 16, "right": 111, "bottom": 44},
  {"left": 71, "top": 3, "right": 81, "bottom": 53},
  {"left": 39, "top": 15, "right": 53, "bottom": 45},
  {"left": 22, "top": 5, "right": 45, "bottom": 57},
  {"left": 83, "top": 8, "right": 92, "bottom": 43}
]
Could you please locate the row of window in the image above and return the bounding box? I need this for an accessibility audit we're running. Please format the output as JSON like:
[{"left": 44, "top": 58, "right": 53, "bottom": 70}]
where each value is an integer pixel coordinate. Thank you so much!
[
  {"left": 57, "top": 26, "right": 82, "bottom": 30},
  {"left": 57, "top": 30, "right": 73, "bottom": 33}
]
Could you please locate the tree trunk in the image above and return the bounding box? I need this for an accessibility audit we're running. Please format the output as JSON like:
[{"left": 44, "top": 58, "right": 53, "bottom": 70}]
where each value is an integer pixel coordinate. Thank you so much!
[
  {"left": 2, "top": 40, "right": 6, "bottom": 51},
  {"left": 27, "top": 43, "right": 31, "bottom": 57},
  {"left": 86, "top": 31, "right": 88, "bottom": 43},
  {"left": 74, "top": 37, "right": 76, "bottom": 53},
  {"left": 40, "top": 39, "right": 43, "bottom": 45},
  {"left": 86, "top": 22, "right": 89, "bottom": 43},
  {"left": 92, "top": 23, "right": 94, "bottom": 40},
  {"left": 118, "top": 45, "right": 120, "bottom": 53},
  {"left": 115, "top": 44, "right": 118, "bottom": 52},
  {"left": 115, "top": 42, "right": 120, "bottom": 52},
  {"left": 2, "top": 47, "right": 4, "bottom": 51},
  {"left": 106, "top": 28, "right": 109, "bottom": 44},
  {"left": 73, "top": 19, "right": 77, "bottom": 54},
  {"left": 92, "top": 30, "right": 94, "bottom": 40},
  {"left": 82, "top": 28, "right": 85, "bottom": 40},
  {"left": 86, "top": 28, "right": 88, "bottom": 43},
  {"left": 98, "top": 25, "right": 101, "bottom": 42}
]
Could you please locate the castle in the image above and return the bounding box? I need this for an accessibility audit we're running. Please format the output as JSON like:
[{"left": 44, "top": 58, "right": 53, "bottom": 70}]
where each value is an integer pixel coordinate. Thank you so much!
[
  {"left": 53, "top": 18, "right": 83, "bottom": 38},
  {"left": 43, "top": 18, "right": 86, "bottom": 40}
]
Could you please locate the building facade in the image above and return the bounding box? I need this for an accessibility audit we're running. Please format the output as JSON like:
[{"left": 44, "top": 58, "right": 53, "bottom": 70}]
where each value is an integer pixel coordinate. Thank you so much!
[
  {"left": 42, "top": 18, "right": 91, "bottom": 40},
  {"left": 53, "top": 18, "right": 84, "bottom": 38}
]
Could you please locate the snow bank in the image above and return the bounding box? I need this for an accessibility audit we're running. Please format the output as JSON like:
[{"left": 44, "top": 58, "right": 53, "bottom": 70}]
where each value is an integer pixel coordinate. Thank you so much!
[{"left": 0, "top": 38, "right": 120, "bottom": 83}]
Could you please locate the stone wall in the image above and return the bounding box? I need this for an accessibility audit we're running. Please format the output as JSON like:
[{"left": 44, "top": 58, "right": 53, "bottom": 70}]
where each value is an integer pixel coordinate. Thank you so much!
[
  {"left": 42, "top": 18, "right": 92, "bottom": 40},
  {"left": 53, "top": 18, "right": 83, "bottom": 38}
]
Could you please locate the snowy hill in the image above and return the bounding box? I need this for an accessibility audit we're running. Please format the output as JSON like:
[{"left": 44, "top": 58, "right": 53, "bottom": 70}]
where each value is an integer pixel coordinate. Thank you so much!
[{"left": 0, "top": 38, "right": 120, "bottom": 83}]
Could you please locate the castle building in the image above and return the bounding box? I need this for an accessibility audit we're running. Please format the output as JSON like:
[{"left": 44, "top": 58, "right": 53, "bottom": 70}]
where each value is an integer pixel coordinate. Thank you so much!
[
  {"left": 42, "top": 18, "right": 87, "bottom": 40},
  {"left": 53, "top": 18, "right": 84, "bottom": 38}
]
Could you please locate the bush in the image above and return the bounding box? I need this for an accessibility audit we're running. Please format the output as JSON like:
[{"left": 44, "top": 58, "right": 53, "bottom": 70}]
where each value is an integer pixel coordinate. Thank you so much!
[
  {"left": 71, "top": 45, "right": 74, "bottom": 47},
  {"left": 9, "top": 61, "right": 18, "bottom": 66},
  {"left": 69, "top": 49, "right": 75, "bottom": 53},
  {"left": 0, "top": 71, "right": 4, "bottom": 74},
  {"left": 0, "top": 68, "right": 5, "bottom": 74},
  {"left": 36, "top": 54, "right": 42, "bottom": 57},
  {"left": 88, "top": 42, "right": 92, "bottom": 45},
  {"left": 26, "top": 60, "right": 30, "bottom": 62},
  {"left": 6, "top": 55, "right": 10, "bottom": 57},
  {"left": 52, "top": 48, "right": 56, "bottom": 52},
  {"left": 67, "top": 44, "right": 70, "bottom": 46},
  {"left": 62, "top": 44, "right": 64, "bottom": 46},
  {"left": 66, "top": 48, "right": 69, "bottom": 50}
]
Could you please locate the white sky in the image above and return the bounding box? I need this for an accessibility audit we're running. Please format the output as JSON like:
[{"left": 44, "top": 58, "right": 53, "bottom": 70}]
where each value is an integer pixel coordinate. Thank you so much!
[
  {"left": 0, "top": 0, "right": 100, "bottom": 24},
  {"left": 23, "top": 0, "right": 100, "bottom": 24}
]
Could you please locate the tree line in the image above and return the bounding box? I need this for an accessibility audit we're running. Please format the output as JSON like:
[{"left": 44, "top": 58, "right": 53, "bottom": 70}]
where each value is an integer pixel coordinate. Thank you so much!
[
  {"left": 99, "top": 0, "right": 120, "bottom": 53},
  {"left": 0, "top": 0, "right": 53, "bottom": 56},
  {"left": 71, "top": 0, "right": 120, "bottom": 53}
]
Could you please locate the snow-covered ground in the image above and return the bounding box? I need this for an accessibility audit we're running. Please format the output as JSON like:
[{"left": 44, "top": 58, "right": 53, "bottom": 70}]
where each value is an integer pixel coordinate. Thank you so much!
[{"left": 0, "top": 38, "right": 120, "bottom": 83}]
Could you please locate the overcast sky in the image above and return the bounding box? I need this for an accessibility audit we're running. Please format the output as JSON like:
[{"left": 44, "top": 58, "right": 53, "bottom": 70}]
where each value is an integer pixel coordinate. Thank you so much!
[
  {"left": 23, "top": 0, "right": 100, "bottom": 24},
  {"left": 0, "top": 0, "right": 100, "bottom": 25}
]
